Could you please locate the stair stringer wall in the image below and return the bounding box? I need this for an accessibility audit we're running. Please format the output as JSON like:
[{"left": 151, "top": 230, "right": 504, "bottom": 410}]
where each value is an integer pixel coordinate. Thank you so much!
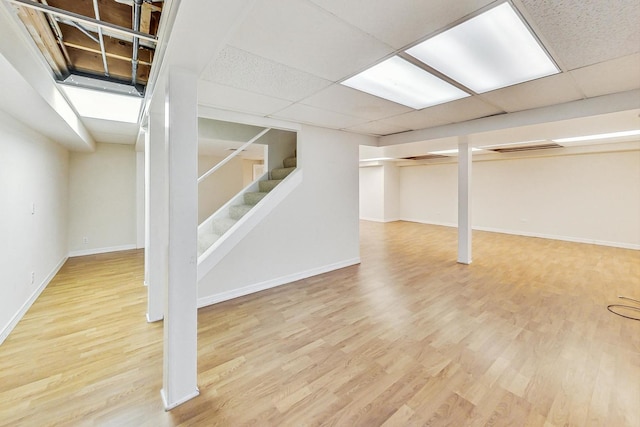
[
  {"left": 198, "top": 125, "right": 373, "bottom": 307},
  {"left": 197, "top": 169, "right": 302, "bottom": 280}
]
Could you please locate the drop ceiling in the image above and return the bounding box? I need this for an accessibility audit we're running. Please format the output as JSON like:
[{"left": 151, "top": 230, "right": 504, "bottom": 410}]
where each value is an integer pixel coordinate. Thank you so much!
[
  {"left": 0, "top": 0, "right": 639, "bottom": 151},
  {"left": 198, "top": 0, "right": 640, "bottom": 145}
]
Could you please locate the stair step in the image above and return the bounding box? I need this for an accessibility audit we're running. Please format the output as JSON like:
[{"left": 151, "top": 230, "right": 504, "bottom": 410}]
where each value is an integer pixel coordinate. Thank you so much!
[
  {"left": 229, "top": 204, "right": 253, "bottom": 220},
  {"left": 271, "top": 167, "right": 296, "bottom": 180},
  {"left": 211, "top": 217, "right": 238, "bottom": 235},
  {"left": 198, "top": 232, "right": 220, "bottom": 256},
  {"left": 244, "top": 191, "right": 268, "bottom": 205},
  {"left": 259, "top": 179, "right": 282, "bottom": 192},
  {"left": 283, "top": 157, "right": 297, "bottom": 168}
]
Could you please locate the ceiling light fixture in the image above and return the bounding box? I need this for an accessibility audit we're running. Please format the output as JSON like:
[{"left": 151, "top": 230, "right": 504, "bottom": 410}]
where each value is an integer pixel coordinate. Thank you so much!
[
  {"left": 429, "top": 148, "right": 483, "bottom": 155},
  {"left": 60, "top": 84, "right": 142, "bottom": 123},
  {"left": 341, "top": 56, "right": 469, "bottom": 109},
  {"left": 406, "top": 2, "right": 559, "bottom": 93},
  {"left": 552, "top": 130, "right": 640, "bottom": 143}
]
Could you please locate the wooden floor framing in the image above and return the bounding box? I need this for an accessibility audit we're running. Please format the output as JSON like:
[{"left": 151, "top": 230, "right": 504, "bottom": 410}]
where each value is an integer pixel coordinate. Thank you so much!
[{"left": 1, "top": 221, "right": 639, "bottom": 426}]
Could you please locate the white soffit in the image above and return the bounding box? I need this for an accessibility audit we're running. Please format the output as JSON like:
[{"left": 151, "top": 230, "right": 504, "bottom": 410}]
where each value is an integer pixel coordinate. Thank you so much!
[
  {"left": 60, "top": 85, "right": 142, "bottom": 124},
  {"left": 570, "top": 54, "right": 640, "bottom": 98},
  {"left": 480, "top": 73, "right": 584, "bottom": 113},
  {"left": 378, "top": 96, "right": 503, "bottom": 130},
  {"left": 271, "top": 103, "right": 369, "bottom": 130},
  {"left": 308, "top": 0, "right": 494, "bottom": 49},
  {"left": 299, "top": 84, "right": 413, "bottom": 121},
  {"left": 341, "top": 56, "right": 470, "bottom": 109},
  {"left": 520, "top": 0, "right": 640, "bottom": 70},
  {"left": 81, "top": 118, "right": 139, "bottom": 145},
  {"left": 406, "top": 2, "right": 559, "bottom": 93},
  {"left": 197, "top": 80, "right": 291, "bottom": 116},
  {"left": 201, "top": 46, "right": 332, "bottom": 102},
  {"left": 227, "top": 0, "right": 393, "bottom": 81}
]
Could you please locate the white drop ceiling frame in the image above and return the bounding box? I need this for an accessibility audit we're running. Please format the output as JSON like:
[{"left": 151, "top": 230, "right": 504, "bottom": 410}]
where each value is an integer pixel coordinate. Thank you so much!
[{"left": 340, "top": 1, "right": 562, "bottom": 110}]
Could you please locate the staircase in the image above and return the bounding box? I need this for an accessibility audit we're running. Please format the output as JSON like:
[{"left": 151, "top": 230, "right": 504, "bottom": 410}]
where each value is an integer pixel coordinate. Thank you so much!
[{"left": 198, "top": 153, "right": 297, "bottom": 256}]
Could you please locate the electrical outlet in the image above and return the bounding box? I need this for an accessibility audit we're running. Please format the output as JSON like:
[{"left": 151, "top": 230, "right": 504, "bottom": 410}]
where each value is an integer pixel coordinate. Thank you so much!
[
  {"left": 83, "top": 236, "right": 89, "bottom": 244},
  {"left": 31, "top": 271, "right": 35, "bottom": 285}
]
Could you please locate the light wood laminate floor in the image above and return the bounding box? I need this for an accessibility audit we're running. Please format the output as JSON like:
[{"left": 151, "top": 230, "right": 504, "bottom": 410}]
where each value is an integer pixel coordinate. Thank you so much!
[{"left": 1, "top": 221, "right": 639, "bottom": 426}]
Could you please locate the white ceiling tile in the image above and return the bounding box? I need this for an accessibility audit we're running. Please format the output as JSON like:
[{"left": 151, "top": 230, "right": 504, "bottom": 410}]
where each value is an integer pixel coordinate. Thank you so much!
[
  {"left": 201, "top": 46, "right": 332, "bottom": 101},
  {"left": 300, "top": 84, "right": 413, "bottom": 121},
  {"left": 227, "top": 0, "right": 394, "bottom": 81},
  {"left": 271, "top": 103, "right": 369, "bottom": 129},
  {"left": 344, "top": 121, "right": 411, "bottom": 136},
  {"left": 480, "top": 73, "right": 584, "bottom": 113},
  {"left": 378, "top": 97, "right": 503, "bottom": 130},
  {"left": 309, "top": 0, "right": 494, "bottom": 49},
  {"left": 520, "top": 0, "right": 640, "bottom": 70},
  {"left": 570, "top": 54, "right": 640, "bottom": 98},
  {"left": 198, "top": 80, "right": 292, "bottom": 116}
]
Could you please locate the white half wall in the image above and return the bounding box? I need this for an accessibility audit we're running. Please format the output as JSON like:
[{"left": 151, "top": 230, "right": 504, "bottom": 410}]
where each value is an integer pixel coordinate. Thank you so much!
[
  {"left": 0, "top": 110, "right": 69, "bottom": 344},
  {"left": 396, "top": 147, "right": 640, "bottom": 249},
  {"left": 198, "top": 125, "right": 372, "bottom": 305},
  {"left": 68, "top": 143, "right": 137, "bottom": 256}
]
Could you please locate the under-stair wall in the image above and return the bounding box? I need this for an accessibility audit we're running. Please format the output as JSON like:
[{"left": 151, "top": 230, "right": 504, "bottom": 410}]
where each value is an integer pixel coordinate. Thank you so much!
[{"left": 198, "top": 125, "right": 375, "bottom": 306}]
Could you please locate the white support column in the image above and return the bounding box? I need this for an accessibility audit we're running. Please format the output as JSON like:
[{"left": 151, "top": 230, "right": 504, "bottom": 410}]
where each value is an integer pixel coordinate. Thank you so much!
[
  {"left": 458, "top": 137, "right": 472, "bottom": 264},
  {"left": 145, "top": 107, "right": 166, "bottom": 322},
  {"left": 161, "top": 68, "right": 199, "bottom": 410},
  {"left": 136, "top": 150, "right": 145, "bottom": 250}
]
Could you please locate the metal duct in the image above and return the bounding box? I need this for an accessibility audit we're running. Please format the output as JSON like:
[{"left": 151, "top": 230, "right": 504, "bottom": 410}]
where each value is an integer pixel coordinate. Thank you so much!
[
  {"left": 92, "top": 0, "right": 109, "bottom": 77},
  {"left": 131, "top": 0, "right": 142, "bottom": 85}
]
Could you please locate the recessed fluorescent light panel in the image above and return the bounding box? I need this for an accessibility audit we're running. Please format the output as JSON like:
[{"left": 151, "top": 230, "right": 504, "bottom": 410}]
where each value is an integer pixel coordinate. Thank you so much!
[
  {"left": 406, "top": 2, "right": 559, "bottom": 93},
  {"left": 60, "top": 85, "right": 142, "bottom": 123},
  {"left": 341, "top": 56, "right": 469, "bottom": 109},
  {"left": 552, "top": 130, "right": 640, "bottom": 143}
]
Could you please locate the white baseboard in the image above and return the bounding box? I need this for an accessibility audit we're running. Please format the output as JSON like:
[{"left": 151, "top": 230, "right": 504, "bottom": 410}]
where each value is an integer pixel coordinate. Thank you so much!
[
  {"left": 400, "top": 218, "right": 639, "bottom": 250},
  {"left": 161, "top": 387, "right": 200, "bottom": 411},
  {"left": 0, "top": 256, "right": 67, "bottom": 346},
  {"left": 69, "top": 244, "right": 137, "bottom": 257},
  {"left": 360, "top": 217, "right": 401, "bottom": 223},
  {"left": 473, "top": 226, "right": 640, "bottom": 250},
  {"left": 198, "top": 257, "right": 361, "bottom": 308},
  {"left": 401, "top": 218, "right": 457, "bottom": 228}
]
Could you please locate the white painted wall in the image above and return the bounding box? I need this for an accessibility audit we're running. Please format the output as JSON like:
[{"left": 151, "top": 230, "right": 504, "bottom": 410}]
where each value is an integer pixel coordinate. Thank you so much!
[
  {"left": 359, "top": 162, "right": 401, "bottom": 222},
  {"left": 68, "top": 143, "right": 137, "bottom": 255},
  {"left": 0, "top": 110, "right": 69, "bottom": 344},
  {"left": 242, "top": 159, "right": 263, "bottom": 187},
  {"left": 263, "top": 129, "right": 296, "bottom": 172},
  {"left": 359, "top": 165, "right": 384, "bottom": 221},
  {"left": 395, "top": 148, "right": 640, "bottom": 249},
  {"left": 199, "top": 125, "right": 371, "bottom": 303},
  {"left": 136, "top": 151, "right": 145, "bottom": 249},
  {"left": 399, "top": 162, "right": 458, "bottom": 227},
  {"left": 384, "top": 162, "right": 400, "bottom": 221}
]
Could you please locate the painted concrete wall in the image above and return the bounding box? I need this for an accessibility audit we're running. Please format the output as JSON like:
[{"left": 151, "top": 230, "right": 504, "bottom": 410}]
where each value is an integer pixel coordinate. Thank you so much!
[
  {"left": 394, "top": 147, "right": 640, "bottom": 249},
  {"left": 68, "top": 143, "right": 137, "bottom": 255}
]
